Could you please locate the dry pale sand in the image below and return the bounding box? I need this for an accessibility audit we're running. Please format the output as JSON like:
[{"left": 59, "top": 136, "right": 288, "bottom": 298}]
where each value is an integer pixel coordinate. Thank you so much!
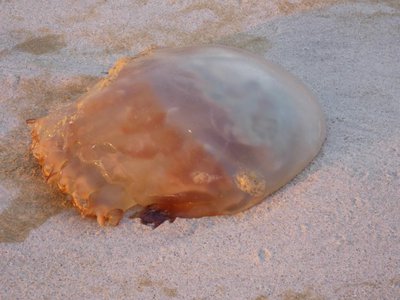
[{"left": 0, "top": 0, "right": 399, "bottom": 299}]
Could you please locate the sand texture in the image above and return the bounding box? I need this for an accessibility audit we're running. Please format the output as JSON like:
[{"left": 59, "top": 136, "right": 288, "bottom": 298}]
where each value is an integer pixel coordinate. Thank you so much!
[{"left": 0, "top": 0, "right": 399, "bottom": 299}]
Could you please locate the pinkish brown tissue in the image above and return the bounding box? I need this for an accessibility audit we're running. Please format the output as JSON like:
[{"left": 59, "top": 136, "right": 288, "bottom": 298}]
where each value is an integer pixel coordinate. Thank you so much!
[{"left": 28, "top": 46, "right": 325, "bottom": 227}]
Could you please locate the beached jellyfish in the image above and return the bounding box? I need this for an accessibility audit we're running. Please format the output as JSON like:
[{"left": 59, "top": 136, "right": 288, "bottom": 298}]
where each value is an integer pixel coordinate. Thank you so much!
[{"left": 28, "top": 46, "right": 325, "bottom": 227}]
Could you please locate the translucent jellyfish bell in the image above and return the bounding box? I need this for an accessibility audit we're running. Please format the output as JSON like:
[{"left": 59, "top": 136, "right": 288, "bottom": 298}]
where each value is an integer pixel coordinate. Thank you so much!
[{"left": 28, "top": 46, "right": 325, "bottom": 226}]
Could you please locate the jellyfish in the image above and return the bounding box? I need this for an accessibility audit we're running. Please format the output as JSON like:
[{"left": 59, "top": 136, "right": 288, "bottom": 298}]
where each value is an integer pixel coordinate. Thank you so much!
[{"left": 28, "top": 46, "right": 325, "bottom": 227}]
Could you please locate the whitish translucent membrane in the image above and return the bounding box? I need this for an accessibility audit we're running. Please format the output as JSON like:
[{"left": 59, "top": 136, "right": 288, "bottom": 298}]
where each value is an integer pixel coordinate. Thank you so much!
[{"left": 28, "top": 46, "right": 325, "bottom": 226}]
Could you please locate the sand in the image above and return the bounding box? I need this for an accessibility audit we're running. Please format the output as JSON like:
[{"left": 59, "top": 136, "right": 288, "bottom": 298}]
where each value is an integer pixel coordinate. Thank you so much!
[{"left": 0, "top": 0, "right": 399, "bottom": 299}]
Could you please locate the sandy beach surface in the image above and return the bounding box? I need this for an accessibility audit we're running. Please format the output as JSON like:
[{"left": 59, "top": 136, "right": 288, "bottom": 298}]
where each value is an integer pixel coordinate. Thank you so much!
[{"left": 1, "top": 0, "right": 399, "bottom": 299}]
